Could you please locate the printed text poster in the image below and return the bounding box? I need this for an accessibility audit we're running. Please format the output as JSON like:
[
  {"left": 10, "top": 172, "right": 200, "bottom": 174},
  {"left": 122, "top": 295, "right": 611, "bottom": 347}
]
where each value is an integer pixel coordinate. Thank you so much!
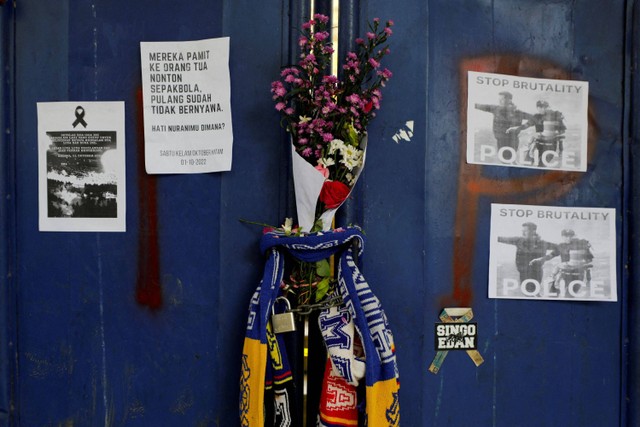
[
  {"left": 38, "top": 102, "right": 126, "bottom": 232},
  {"left": 489, "top": 204, "right": 616, "bottom": 302},
  {"left": 467, "top": 71, "right": 589, "bottom": 171},
  {"left": 140, "top": 37, "right": 233, "bottom": 174}
]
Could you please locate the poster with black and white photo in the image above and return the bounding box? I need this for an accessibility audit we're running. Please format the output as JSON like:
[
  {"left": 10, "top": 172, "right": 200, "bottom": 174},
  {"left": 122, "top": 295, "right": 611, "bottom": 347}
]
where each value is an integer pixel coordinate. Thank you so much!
[
  {"left": 467, "top": 71, "right": 589, "bottom": 171},
  {"left": 488, "top": 204, "right": 616, "bottom": 302},
  {"left": 140, "top": 37, "right": 233, "bottom": 174},
  {"left": 38, "top": 102, "right": 126, "bottom": 232}
]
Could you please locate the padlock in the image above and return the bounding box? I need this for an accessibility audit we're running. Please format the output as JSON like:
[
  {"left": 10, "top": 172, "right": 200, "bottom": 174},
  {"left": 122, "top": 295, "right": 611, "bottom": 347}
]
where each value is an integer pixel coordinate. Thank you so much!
[{"left": 272, "top": 297, "right": 296, "bottom": 334}]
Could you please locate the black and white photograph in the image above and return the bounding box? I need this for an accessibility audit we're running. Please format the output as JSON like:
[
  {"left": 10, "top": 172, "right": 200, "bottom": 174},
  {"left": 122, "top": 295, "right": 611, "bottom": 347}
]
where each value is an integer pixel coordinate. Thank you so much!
[
  {"left": 488, "top": 203, "right": 616, "bottom": 302},
  {"left": 467, "top": 71, "right": 589, "bottom": 171},
  {"left": 38, "top": 102, "right": 126, "bottom": 232}
]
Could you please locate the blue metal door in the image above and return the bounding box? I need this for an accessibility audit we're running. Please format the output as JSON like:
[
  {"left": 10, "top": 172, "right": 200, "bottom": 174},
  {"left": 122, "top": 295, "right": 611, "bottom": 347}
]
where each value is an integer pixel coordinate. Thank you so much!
[
  {"left": 4, "top": 0, "right": 288, "bottom": 425},
  {"left": 1, "top": 0, "right": 637, "bottom": 426},
  {"left": 356, "top": 1, "right": 633, "bottom": 425}
]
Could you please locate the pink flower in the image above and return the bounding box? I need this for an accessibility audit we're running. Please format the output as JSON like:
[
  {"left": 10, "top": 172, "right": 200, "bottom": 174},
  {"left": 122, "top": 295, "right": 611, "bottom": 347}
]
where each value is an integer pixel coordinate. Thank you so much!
[
  {"left": 322, "top": 75, "right": 338, "bottom": 84},
  {"left": 271, "top": 81, "right": 286, "bottom": 97},
  {"left": 315, "top": 31, "right": 330, "bottom": 41},
  {"left": 387, "top": 20, "right": 394, "bottom": 26},
  {"left": 280, "top": 67, "right": 294, "bottom": 77},
  {"left": 378, "top": 68, "right": 393, "bottom": 79},
  {"left": 346, "top": 94, "right": 361, "bottom": 104},
  {"left": 314, "top": 14, "right": 329, "bottom": 24},
  {"left": 271, "top": 15, "right": 394, "bottom": 163},
  {"left": 322, "top": 133, "right": 334, "bottom": 142}
]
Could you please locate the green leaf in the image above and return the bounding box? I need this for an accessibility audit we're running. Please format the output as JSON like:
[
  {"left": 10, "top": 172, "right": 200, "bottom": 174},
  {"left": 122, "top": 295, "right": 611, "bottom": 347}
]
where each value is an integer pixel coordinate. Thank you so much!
[
  {"left": 310, "top": 217, "right": 324, "bottom": 233},
  {"left": 315, "top": 277, "right": 331, "bottom": 301},
  {"left": 316, "top": 259, "right": 331, "bottom": 277},
  {"left": 344, "top": 123, "right": 360, "bottom": 146}
]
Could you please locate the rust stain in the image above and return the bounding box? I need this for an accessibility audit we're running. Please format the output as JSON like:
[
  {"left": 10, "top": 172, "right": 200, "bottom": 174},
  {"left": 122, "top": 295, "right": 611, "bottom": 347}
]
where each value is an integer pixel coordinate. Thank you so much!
[
  {"left": 135, "top": 88, "right": 163, "bottom": 310},
  {"left": 444, "top": 54, "right": 599, "bottom": 308}
]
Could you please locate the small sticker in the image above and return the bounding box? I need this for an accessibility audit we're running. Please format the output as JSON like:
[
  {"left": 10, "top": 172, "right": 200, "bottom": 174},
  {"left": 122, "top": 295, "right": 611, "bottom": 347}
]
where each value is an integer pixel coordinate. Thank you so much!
[
  {"left": 428, "top": 308, "right": 484, "bottom": 374},
  {"left": 392, "top": 120, "right": 414, "bottom": 143},
  {"left": 434, "top": 322, "right": 478, "bottom": 350}
]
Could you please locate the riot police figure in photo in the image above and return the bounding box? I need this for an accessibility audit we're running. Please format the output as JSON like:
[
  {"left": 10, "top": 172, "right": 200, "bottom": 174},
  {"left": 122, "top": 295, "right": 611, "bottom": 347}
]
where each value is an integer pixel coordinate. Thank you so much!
[
  {"left": 474, "top": 91, "right": 532, "bottom": 152},
  {"left": 497, "top": 222, "right": 556, "bottom": 287},
  {"left": 531, "top": 228, "right": 594, "bottom": 292},
  {"left": 520, "top": 100, "right": 567, "bottom": 165}
]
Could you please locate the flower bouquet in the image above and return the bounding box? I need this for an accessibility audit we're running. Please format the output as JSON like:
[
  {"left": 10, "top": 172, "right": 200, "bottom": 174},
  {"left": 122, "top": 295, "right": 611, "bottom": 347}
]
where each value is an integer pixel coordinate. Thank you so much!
[{"left": 271, "top": 14, "right": 393, "bottom": 232}]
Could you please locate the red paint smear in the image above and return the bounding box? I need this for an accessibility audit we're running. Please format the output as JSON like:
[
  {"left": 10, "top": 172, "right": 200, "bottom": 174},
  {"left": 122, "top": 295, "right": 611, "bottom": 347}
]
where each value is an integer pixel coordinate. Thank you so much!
[
  {"left": 443, "top": 55, "right": 599, "bottom": 308},
  {"left": 135, "top": 88, "right": 162, "bottom": 310}
]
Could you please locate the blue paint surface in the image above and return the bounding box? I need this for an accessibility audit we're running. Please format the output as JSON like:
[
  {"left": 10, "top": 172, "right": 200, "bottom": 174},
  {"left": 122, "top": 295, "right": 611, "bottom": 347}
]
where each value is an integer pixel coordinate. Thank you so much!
[{"left": 2, "top": 0, "right": 635, "bottom": 425}]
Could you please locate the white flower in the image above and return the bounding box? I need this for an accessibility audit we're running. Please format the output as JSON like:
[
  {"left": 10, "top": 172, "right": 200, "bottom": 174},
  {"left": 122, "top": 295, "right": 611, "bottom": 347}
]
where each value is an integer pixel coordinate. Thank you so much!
[
  {"left": 340, "top": 157, "right": 359, "bottom": 171},
  {"left": 338, "top": 145, "right": 363, "bottom": 171},
  {"left": 299, "top": 115, "right": 311, "bottom": 124},
  {"left": 329, "top": 139, "right": 346, "bottom": 155},
  {"left": 282, "top": 217, "right": 293, "bottom": 234},
  {"left": 346, "top": 172, "right": 355, "bottom": 185},
  {"left": 340, "top": 144, "right": 358, "bottom": 159},
  {"left": 318, "top": 157, "right": 335, "bottom": 167}
]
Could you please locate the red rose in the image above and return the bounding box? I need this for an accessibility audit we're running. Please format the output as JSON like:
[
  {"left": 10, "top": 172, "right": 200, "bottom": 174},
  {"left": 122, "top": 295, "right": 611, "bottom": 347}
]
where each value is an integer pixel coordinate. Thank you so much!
[{"left": 319, "top": 180, "right": 351, "bottom": 209}]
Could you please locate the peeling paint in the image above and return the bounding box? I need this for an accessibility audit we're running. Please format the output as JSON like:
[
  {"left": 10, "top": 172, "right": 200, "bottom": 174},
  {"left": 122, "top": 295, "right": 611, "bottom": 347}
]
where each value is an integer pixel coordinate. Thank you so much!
[
  {"left": 171, "top": 389, "right": 195, "bottom": 415},
  {"left": 24, "top": 343, "right": 74, "bottom": 379}
]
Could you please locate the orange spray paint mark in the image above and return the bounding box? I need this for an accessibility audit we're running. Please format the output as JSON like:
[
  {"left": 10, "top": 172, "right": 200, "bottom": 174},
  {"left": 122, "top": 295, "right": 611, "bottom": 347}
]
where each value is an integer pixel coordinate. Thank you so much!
[{"left": 135, "top": 88, "right": 163, "bottom": 310}]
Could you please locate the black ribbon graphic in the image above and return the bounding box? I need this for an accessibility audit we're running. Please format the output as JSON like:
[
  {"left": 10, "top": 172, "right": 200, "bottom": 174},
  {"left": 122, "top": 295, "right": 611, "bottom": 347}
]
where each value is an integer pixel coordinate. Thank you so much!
[{"left": 72, "top": 106, "right": 87, "bottom": 128}]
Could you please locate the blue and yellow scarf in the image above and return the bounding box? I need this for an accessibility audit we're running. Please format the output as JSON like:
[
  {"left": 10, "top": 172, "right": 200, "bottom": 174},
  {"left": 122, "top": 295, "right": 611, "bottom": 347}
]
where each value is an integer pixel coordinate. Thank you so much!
[{"left": 240, "top": 227, "right": 400, "bottom": 426}]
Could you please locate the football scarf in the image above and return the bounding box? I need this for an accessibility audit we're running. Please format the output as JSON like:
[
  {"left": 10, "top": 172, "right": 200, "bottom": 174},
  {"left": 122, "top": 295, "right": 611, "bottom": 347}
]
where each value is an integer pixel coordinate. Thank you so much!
[
  {"left": 317, "top": 304, "right": 364, "bottom": 426},
  {"left": 264, "top": 322, "right": 296, "bottom": 426},
  {"left": 240, "top": 227, "right": 399, "bottom": 426}
]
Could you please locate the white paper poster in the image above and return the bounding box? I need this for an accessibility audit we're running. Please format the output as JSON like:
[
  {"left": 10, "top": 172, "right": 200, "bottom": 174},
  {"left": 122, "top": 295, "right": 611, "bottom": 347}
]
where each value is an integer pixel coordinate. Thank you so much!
[
  {"left": 37, "top": 102, "right": 126, "bottom": 232},
  {"left": 488, "top": 204, "right": 617, "bottom": 302},
  {"left": 140, "top": 37, "right": 233, "bottom": 174},
  {"left": 467, "top": 71, "right": 589, "bottom": 171}
]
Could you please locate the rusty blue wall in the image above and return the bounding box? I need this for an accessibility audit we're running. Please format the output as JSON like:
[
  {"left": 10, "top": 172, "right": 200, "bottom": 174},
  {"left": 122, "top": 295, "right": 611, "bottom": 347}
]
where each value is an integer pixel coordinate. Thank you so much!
[{"left": 2, "top": 0, "right": 637, "bottom": 425}]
